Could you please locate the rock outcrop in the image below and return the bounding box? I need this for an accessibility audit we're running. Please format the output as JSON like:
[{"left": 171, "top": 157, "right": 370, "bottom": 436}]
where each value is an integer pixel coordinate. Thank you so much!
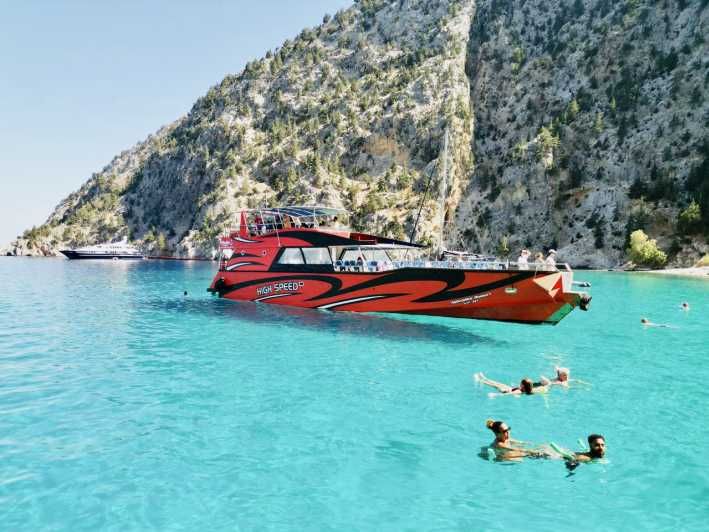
[{"left": 9, "top": 0, "right": 709, "bottom": 267}]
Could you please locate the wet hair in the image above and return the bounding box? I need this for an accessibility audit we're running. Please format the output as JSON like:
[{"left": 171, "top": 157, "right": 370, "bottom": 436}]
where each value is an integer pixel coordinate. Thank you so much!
[
  {"left": 587, "top": 434, "right": 605, "bottom": 446},
  {"left": 556, "top": 367, "right": 570, "bottom": 380},
  {"left": 520, "top": 378, "right": 533, "bottom": 395},
  {"left": 486, "top": 419, "right": 509, "bottom": 434}
]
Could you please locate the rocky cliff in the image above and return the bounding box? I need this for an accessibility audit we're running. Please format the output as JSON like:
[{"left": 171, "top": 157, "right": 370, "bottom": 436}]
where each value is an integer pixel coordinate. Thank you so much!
[{"left": 9, "top": 0, "right": 709, "bottom": 267}]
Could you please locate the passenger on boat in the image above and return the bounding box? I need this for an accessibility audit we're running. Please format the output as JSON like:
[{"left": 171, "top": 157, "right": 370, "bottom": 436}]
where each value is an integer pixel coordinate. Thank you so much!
[
  {"left": 486, "top": 420, "right": 547, "bottom": 461},
  {"left": 474, "top": 373, "right": 547, "bottom": 396},
  {"left": 534, "top": 252, "right": 544, "bottom": 265},
  {"left": 545, "top": 249, "right": 557, "bottom": 269},
  {"left": 517, "top": 249, "right": 530, "bottom": 270},
  {"left": 564, "top": 434, "right": 606, "bottom": 470}
]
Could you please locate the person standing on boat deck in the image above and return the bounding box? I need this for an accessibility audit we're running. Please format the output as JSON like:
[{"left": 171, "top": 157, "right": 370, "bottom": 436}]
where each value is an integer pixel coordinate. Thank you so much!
[
  {"left": 533, "top": 252, "right": 544, "bottom": 266},
  {"left": 517, "top": 249, "right": 530, "bottom": 270},
  {"left": 545, "top": 249, "right": 557, "bottom": 269}
]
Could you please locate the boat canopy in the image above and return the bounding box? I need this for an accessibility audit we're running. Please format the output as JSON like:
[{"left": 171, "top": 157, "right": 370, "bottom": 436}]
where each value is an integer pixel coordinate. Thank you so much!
[
  {"left": 254, "top": 206, "right": 346, "bottom": 218},
  {"left": 238, "top": 206, "right": 348, "bottom": 231}
]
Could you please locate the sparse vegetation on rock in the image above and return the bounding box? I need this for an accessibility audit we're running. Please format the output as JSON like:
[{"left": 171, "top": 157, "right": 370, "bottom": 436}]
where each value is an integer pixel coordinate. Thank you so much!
[{"left": 7, "top": 0, "right": 709, "bottom": 268}]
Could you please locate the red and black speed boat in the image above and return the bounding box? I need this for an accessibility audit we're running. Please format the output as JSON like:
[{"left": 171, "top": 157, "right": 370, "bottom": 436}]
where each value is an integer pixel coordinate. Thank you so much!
[{"left": 208, "top": 207, "right": 590, "bottom": 325}]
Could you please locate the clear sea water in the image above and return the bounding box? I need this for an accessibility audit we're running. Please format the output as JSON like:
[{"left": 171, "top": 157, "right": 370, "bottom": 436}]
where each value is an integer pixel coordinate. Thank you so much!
[{"left": 0, "top": 258, "right": 707, "bottom": 531}]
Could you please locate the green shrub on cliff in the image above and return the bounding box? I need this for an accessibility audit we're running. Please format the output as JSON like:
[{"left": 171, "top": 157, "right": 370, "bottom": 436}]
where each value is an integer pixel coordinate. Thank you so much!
[
  {"left": 628, "top": 229, "right": 667, "bottom": 268},
  {"left": 677, "top": 201, "right": 702, "bottom": 234}
]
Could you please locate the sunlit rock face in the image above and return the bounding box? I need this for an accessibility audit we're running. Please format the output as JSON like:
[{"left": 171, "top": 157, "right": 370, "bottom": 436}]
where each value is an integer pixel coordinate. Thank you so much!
[{"left": 12, "top": 1, "right": 709, "bottom": 266}]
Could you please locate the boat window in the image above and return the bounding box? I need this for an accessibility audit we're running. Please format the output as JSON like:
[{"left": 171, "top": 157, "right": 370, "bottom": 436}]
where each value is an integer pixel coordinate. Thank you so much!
[
  {"left": 362, "top": 249, "right": 392, "bottom": 263},
  {"left": 302, "top": 247, "right": 332, "bottom": 265},
  {"left": 340, "top": 249, "right": 363, "bottom": 262},
  {"left": 277, "top": 248, "right": 305, "bottom": 265}
]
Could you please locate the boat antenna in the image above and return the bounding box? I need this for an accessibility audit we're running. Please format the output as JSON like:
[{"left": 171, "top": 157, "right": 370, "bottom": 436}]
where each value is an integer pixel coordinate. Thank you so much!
[
  {"left": 408, "top": 128, "right": 449, "bottom": 252},
  {"left": 437, "top": 127, "right": 449, "bottom": 257}
]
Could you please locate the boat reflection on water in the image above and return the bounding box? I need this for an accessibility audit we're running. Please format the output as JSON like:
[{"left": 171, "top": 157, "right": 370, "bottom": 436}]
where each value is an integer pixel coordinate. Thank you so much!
[{"left": 153, "top": 297, "right": 503, "bottom": 347}]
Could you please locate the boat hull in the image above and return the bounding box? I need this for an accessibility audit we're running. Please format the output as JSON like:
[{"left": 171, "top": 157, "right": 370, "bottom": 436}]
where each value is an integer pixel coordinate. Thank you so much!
[
  {"left": 208, "top": 268, "right": 588, "bottom": 325},
  {"left": 59, "top": 250, "right": 144, "bottom": 260}
]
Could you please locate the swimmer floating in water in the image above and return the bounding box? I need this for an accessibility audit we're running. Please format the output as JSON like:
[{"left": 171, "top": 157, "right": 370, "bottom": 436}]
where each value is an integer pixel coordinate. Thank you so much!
[
  {"left": 484, "top": 420, "right": 548, "bottom": 461},
  {"left": 640, "top": 318, "right": 676, "bottom": 328},
  {"left": 538, "top": 367, "right": 593, "bottom": 388},
  {"left": 680, "top": 302, "right": 690, "bottom": 311},
  {"left": 474, "top": 373, "right": 547, "bottom": 397},
  {"left": 560, "top": 434, "right": 607, "bottom": 471},
  {"left": 539, "top": 367, "right": 570, "bottom": 387}
]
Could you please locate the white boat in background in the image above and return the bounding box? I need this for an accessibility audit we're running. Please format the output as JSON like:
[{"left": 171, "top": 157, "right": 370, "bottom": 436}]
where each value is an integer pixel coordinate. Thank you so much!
[{"left": 60, "top": 240, "right": 144, "bottom": 260}]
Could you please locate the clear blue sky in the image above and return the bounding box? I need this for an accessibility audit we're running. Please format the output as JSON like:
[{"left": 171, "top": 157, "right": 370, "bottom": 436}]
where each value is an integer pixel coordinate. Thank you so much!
[{"left": 0, "top": 0, "right": 352, "bottom": 246}]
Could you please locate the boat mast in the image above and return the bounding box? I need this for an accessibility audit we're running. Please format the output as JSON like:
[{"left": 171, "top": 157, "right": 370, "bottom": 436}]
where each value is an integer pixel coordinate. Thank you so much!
[{"left": 437, "top": 128, "right": 449, "bottom": 257}]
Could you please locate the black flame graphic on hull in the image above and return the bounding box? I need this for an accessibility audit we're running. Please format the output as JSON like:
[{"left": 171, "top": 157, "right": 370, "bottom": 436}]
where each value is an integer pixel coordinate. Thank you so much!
[{"left": 214, "top": 268, "right": 540, "bottom": 304}]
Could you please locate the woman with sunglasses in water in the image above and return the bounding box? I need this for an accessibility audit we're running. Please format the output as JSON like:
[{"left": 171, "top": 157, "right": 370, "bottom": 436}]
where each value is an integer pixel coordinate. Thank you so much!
[{"left": 485, "top": 420, "right": 548, "bottom": 461}]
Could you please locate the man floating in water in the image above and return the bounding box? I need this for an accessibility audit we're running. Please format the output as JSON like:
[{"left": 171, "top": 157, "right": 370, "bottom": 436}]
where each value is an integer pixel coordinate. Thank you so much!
[{"left": 560, "top": 434, "right": 606, "bottom": 471}]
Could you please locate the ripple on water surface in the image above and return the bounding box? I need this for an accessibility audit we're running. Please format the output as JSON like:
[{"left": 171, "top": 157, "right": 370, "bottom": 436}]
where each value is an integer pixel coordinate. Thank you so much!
[{"left": 0, "top": 258, "right": 708, "bottom": 530}]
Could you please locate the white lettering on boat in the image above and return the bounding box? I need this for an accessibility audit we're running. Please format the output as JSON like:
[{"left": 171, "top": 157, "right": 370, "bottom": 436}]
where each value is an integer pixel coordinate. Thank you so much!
[
  {"left": 451, "top": 292, "right": 491, "bottom": 305},
  {"left": 256, "top": 281, "right": 305, "bottom": 296}
]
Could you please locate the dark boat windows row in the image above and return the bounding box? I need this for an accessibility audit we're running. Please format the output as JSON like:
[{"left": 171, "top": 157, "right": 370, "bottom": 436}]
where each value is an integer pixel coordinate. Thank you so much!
[
  {"left": 270, "top": 247, "right": 334, "bottom": 272},
  {"left": 270, "top": 247, "right": 394, "bottom": 273}
]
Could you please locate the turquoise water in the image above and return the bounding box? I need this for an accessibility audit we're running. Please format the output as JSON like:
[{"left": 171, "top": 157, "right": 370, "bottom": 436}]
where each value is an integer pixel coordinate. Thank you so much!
[{"left": 1, "top": 258, "right": 707, "bottom": 531}]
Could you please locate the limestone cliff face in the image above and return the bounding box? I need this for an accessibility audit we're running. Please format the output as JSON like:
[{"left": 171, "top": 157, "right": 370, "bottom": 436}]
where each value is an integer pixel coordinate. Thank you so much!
[
  {"left": 10, "top": 0, "right": 709, "bottom": 267},
  {"left": 451, "top": 0, "right": 709, "bottom": 267}
]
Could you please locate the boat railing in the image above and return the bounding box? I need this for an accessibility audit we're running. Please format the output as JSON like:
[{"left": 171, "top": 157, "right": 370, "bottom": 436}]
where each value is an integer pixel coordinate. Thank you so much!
[{"left": 332, "top": 260, "right": 565, "bottom": 273}]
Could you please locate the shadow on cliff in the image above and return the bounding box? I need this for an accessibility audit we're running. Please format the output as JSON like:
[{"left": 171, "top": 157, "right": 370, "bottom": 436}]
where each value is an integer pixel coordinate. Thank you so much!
[{"left": 144, "top": 296, "right": 505, "bottom": 347}]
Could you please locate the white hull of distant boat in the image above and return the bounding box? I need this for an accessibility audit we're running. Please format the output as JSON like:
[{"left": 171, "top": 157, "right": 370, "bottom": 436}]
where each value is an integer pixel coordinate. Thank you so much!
[{"left": 60, "top": 242, "right": 144, "bottom": 260}]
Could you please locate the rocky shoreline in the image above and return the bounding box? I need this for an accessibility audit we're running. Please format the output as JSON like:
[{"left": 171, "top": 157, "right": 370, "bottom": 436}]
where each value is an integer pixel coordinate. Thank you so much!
[{"left": 640, "top": 266, "right": 709, "bottom": 278}]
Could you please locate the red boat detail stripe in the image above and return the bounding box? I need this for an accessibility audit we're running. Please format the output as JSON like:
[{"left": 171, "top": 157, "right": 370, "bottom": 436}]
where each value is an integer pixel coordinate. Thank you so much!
[
  {"left": 414, "top": 271, "right": 537, "bottom": 303},
  {"left": 317, "top": 295, "right": 390, "bottom": 310},
  {"left": 254, "top": 293, "right": 299, "bottom": 302},
  {"left": 226, "top": 261, "right": 262, "bottom": 271}
]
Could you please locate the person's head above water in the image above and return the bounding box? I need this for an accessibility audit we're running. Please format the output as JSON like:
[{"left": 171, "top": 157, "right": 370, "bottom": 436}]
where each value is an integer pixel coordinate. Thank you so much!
[
  {"left": 681, "top": 302, "right": 690, "bottom": 309},
  {"left": 555, "top": 367, "right": 570, "bottom": 381},
  {"left": 587, "top": 434, "right": 606, "bottom": 458},
  {"left": 486, "top": 419, "right": 511, "bottom": 442},
  {"left": 641, "top": 318, "right": 649, "bottom": 324},
  {"left": 520, "top": 378, "right": 534, "bottom": 394}
]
